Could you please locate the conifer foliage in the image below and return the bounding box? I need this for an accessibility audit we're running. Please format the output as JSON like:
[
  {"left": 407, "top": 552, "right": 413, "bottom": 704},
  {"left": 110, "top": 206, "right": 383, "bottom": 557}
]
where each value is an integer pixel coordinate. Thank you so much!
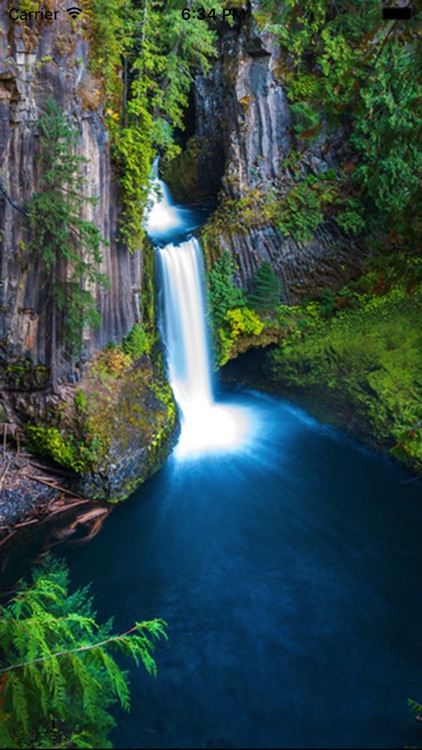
[
  {"left": 85, "top": 0, "right": 229, "bottom": 248},
  {"left": 0, "top": 556, "right": 167, "bottom": 749},
  {"left": 208, "top": 251, "right": 245, "bottom": 326},
  {"left": 249, "top": 262, "right": 281, "bottom": 313},
  {"left": 27, "top": 98, "right": 109, "bottom": 388}
]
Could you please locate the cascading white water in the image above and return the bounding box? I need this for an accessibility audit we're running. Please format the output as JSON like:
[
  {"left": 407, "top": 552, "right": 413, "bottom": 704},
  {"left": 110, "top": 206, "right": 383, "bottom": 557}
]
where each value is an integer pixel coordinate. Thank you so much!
[
  {"left": 144, "top": 158, "right": 182, "bottom": 241},
  {"left": 159, "top": 238, "right": 213, "bottom": 412},
  {"left": 145, "top": 169, "right": 251, "bottom": 458},
  {"left": 145, "top": 177, "right": 179, "bottom": 236}
]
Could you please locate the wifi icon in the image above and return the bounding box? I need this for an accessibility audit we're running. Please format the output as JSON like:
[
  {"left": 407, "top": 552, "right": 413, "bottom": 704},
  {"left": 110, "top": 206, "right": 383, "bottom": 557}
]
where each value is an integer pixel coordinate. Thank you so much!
[{"left": 66, "top": 7, "right": 82, "bottom": 19}]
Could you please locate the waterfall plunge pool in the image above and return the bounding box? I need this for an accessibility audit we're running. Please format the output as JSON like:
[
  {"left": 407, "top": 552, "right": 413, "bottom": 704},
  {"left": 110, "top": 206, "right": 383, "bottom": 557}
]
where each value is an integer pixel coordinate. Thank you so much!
[
  {"left": 62, "top": 387, "right": 422, "bottom": 749},
  {"left": 63, "top": 170, "right": 422, "bottom": 748}
]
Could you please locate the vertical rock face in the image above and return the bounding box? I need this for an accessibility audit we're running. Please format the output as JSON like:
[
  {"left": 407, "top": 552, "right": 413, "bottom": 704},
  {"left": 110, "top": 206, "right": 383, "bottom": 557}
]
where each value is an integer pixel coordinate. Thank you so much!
[
  {"left": 194, "top": 20, "right": 292, "bottom": 199},
  {"left": 167, "top": 9, "right": 366, "bottom": 303},
  {"left": 0, "top": 8, "right": 142, "bottom": 386}
]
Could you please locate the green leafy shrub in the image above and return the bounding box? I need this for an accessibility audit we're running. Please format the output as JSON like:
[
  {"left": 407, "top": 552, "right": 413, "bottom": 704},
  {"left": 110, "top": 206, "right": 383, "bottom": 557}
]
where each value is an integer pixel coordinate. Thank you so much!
[
  {"left": 122, "top": 323, "right": 149, "bottom": 360},
  {"left": 215, "top": 306, "right": 267, "bottom": 366},
  {"left": 208, "top": 251, "right": 245, "bottom": 326},
  {"left": 224, "top": 307, "right": 264, "bottom": 338},
  {"left": 0, "top": 555, "right": 167, "bottom": 749},
  {"left": 276, "top": 175, "right": 339, "bottom": 241},
  {"left": 290, "top": 100, "right": 321, "bottom": 139}
]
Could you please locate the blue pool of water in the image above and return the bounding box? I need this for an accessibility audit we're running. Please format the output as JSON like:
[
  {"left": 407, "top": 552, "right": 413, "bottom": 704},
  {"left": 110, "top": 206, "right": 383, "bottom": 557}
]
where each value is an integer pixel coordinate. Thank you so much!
[{"left": 62, "top": 388, "right": 422, "bottom": 749}]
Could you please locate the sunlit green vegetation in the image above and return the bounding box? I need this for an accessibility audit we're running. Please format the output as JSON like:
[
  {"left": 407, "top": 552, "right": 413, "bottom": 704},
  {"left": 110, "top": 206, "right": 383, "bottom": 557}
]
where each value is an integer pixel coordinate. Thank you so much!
[
  {"left": 84, "top": 0, "right": 229, "bottom": 248},
  {"left": 265, "top": 284, "right": 422, "bottom": 472},
  {"left": 0, "top": 556, "right": 167, "bottom": 748}
]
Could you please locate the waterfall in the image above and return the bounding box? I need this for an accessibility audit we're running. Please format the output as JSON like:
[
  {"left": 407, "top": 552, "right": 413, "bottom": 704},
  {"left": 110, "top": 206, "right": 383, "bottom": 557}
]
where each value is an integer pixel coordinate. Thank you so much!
[
  {"left": 159, "top": 238, "right": 214, "bottom": 413},
  {"left": 144, "top": 175, "right": 179, "bottom": 239},
  {"left": 145, "top": 170, "right": 251, "bottom": 458}
]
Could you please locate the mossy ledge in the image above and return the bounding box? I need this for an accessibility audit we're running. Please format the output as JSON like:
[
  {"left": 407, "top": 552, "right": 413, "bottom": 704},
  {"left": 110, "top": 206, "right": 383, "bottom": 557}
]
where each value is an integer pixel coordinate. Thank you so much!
[
  {"left": 222, "top": 287, "right": 422, "bottom": 475},
  {"left": 20, "top": 349, "right": 179, "bottom": 503}
]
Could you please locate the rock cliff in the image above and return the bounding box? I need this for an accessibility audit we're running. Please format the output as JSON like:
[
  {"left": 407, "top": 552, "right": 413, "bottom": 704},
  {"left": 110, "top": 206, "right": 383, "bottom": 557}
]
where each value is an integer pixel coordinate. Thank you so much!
[
  {"left": 0, "top": 6, "right": 177, "bottom": 503},
  {"left": 164, "top": 5, "right": 366, "bottom": 303},
  {"left": 0, "top": 6, "right": 142, "bottom": 385}
]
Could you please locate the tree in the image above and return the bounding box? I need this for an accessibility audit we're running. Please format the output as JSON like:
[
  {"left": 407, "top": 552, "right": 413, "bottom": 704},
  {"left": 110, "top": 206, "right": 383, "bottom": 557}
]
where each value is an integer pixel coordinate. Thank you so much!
[
  {"left": 249, "top": 262, "right": 281, "bottom": 313},
  {"left": 27, "top": 98, "right": 109, "bottom": 391},
  {"left": 86, "top": 0, "right": 229, "bottom": 248},
  {"left": 0, "top": 555, "right": 167, "bottom": 749},
  {"left": 208, "top": 251, "right": 245, "bottom": 327},
  {"left": 255, "top": 0, "right": 421, "bottom": 256}
]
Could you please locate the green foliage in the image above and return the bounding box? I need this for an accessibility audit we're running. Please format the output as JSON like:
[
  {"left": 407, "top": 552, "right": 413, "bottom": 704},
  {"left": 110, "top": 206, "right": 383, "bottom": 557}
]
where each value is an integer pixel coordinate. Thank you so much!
[
  {"left": 351, "top": 40, "right": 422, "bottom": 221},
  {"left": 85, "top": 0, "right": 228, "bottom": 248},
  {"left": 17, "top": 0, "right": 39, "bottom": 12},
  {"left": 27, "top": 97, "right": 109, "bottom": 351},
  {"left": 207, "top": 250, "right": 261, "bottom": 364},
  {"left": 208, "top": 251, "right": 245, "bottom": 327},
  {"left": 0, "top": 556, "right": 167, "bottom": 749},
  {"left": 335, "top": 200, "right": 366, "bottom": 236},
  {"left": 249, "top": 262, "right": 281, "bottom": 313},
  {"left": 254, "top": 0, "right": 422, "bottom": 250},
  {"left": 290, "top": 100, "right": 320, "bottom": 139},
  {"left": 215, "top": 304, "right": 276, "bottom": 367},
  {"left": 203, "top": 173, "right": 341, "bottom": 245},
  {"left": 74, "top": 389, "right": 88, "bottom": 413},
  {"left": 276, "top": 173, "right": 335, "bottom": 241},
  {"left": 224, "top": 307, "right": 264, "bottom": 338},
  {"left": 122, "top": 323, "right": 149, "bottom": 360},
  {"left": 25, "top": 424, "right": 102, "bottom": 473},
  {"left": 267, "top": 285, "right": 422, "bottom": 472}
]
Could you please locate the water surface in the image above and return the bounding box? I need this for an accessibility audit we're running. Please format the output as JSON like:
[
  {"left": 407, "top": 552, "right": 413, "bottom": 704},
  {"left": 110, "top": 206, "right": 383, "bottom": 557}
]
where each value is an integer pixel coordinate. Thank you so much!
[{"left": 63, "top": 387, "right": 422, "bottom": 749}]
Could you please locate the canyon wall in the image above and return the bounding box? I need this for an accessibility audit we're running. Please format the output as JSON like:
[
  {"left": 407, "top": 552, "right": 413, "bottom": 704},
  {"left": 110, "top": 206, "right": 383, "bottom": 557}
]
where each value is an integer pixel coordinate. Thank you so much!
[
  {"left": 165, "top": 5, "right": 367, "bottom": 303},
  {"left": 0, "top": 5, "right": 142, "bottom": 388}
]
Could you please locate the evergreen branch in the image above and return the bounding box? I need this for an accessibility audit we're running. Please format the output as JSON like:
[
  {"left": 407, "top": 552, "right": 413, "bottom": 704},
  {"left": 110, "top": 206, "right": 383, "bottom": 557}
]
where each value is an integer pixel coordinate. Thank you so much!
[
  {"left": 348, "top": 17, "right": 400, "bottom": 104},
  {"left": 0, "top": 622, "right": 160, "bottom": 675}
]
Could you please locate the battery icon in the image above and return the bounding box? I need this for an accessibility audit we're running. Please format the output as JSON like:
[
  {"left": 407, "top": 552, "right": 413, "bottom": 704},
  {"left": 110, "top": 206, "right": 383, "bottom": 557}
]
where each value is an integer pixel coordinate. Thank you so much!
[{"left": 382, "top": 6, "right": 415, "bottom": 19}]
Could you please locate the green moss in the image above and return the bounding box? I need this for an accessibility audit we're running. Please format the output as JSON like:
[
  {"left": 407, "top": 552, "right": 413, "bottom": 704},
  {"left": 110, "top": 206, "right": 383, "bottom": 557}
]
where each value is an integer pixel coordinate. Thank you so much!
[
  {"left": 264, "top": 286, "right": 422, "bottom": 472},
  {"left": 25, "top": 425, "right": 102, "bottom": 473},
  {"left": 24, "top": 344, "right": 178, "bottom": 494},
  {"left": 2, "top": 362, "right": 49, "bottom": 390}
]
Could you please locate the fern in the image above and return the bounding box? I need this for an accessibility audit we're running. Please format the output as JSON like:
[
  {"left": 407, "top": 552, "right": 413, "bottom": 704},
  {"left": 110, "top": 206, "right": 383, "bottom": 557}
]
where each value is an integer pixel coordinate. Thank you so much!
[{"left": 0, "top": 555, "right": 167, "bottom": 748}]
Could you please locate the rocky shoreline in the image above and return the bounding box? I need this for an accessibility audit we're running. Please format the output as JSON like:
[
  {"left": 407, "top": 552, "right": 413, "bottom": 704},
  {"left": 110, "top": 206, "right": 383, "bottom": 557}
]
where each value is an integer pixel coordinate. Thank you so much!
[
  {"left": 0, "top": 449, "right": 66, "bottom": 531},
  {"left": 0, "top": 447, "right": 112, "bottom": 591}
]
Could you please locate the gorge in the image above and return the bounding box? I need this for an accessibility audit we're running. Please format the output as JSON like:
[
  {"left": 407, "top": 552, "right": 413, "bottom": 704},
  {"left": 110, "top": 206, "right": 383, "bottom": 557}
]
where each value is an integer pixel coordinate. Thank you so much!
[
  {"left": 0, "top": 1, "right": 421, "bottom": 748},
  {"left": 62, "top": 175, "right": 422, "bottom": 749}
]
